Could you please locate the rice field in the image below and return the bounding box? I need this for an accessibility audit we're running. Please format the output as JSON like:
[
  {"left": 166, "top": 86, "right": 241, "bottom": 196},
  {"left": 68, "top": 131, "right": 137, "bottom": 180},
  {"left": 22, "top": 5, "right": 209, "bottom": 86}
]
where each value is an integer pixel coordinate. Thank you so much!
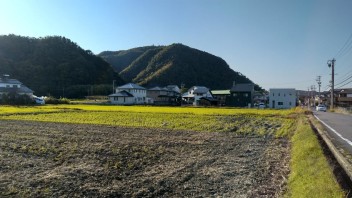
[
  {"left": 0, "top": 104, "right": 344, "bottom": 197},
  {"left": 0, "top": 105, "right": 295, "bottom": 136}
]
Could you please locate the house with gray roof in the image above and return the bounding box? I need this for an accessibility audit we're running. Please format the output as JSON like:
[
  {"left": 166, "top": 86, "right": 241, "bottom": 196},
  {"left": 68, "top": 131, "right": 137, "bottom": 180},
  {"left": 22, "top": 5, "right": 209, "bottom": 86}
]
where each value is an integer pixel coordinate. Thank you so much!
[
  {"left": 0, "top": 74, "right": 34, "bottom": 98},
  {"left": 336, "top": 88, "right": 352, "bottom": 107},
  {"left": 182, "top": 86, "right": 214, "bottom": 106},
  {"left": 108, "top": 83, "right": 148, "bottom": 105},
  {"left": 226, "top": 83, "right": 254, "bottom": 107},
  {"left": 147, "top": 85, "right": 181, "bottom": 105}
]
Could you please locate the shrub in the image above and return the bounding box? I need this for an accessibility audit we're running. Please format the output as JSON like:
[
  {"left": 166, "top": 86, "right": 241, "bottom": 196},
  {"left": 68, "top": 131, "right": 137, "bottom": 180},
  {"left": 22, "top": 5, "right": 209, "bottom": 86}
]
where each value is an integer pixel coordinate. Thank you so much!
[
  {"left": 0, "top": 93, "right": 35, "bottom": 105},
  {"left": 44, "top": 97, "right": 70, "bottom": 104}
]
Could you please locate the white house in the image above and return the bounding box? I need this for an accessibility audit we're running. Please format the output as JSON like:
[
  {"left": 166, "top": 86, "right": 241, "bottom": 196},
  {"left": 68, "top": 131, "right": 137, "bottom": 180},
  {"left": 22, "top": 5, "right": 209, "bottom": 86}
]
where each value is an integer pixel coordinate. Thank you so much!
[
  {"left": 182, "top": 86, "right": 213, "bottom": 106},
  {"left": 108, "top": 83, "right": 147, "bottom": 105},
  {"left": 0, "top": 74, "right": 34, "bottom": 97},
  {"left": 269, "top": 88, "right": 296, "bottom": 109}
]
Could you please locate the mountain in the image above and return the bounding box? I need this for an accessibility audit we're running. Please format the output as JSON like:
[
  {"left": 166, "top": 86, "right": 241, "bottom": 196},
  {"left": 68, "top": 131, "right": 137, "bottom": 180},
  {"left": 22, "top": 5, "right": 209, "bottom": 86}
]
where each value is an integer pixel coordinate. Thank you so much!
[
  {"left": 0, "top": 34, "right": 124, "bottom": 98},
  {"left": 99, "top": 44, "right": 261, "bottom": 90},
  {"left": 99, "top": 46, "right": 159, "bottom": 73}
]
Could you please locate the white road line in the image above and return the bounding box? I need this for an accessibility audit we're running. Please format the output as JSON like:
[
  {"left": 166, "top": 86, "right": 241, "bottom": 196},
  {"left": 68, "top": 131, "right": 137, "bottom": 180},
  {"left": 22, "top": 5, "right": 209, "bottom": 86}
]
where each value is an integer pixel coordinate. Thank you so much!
[{"left": 313, "top": 114, "right": 352, "bottom": 146}]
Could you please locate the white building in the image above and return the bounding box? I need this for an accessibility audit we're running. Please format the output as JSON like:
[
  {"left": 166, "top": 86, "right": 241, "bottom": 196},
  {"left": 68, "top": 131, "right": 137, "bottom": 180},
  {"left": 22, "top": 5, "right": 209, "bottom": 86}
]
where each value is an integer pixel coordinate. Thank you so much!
[
  {"left": 0, "top": 74, "right": 34, "bottom": 97},
  {"left": 108, "top": 83, "right": 147, "bottom": 105},
  {"left": 182, "top": 86, "right": 213, "bottom": 106},
  {"left": 269, "top": 88, "right": 296, "bottom": 109}
]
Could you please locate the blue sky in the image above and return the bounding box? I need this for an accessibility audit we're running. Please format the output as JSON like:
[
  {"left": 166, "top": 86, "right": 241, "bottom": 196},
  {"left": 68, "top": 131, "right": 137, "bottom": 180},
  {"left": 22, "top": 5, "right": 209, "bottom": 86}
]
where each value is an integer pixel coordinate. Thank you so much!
[{"left": 1, "top": 0, "right": 352, "bottom": 91}]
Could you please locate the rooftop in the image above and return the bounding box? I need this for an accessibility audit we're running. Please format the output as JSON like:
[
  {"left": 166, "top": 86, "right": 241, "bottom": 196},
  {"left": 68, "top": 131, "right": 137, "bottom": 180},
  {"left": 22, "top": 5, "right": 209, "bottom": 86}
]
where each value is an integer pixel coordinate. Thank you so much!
[
  {"left": 211, "top": 90, "right": 230, "bottom": 95},
  {"left": 231, "top": 84, "right": 254, "bottom": 92},
  {"left": 118, "top": 83, "right": 146, "bottom": 90},
  {"left": 109, "top": 90, "right": 134, "bottom": 97}
]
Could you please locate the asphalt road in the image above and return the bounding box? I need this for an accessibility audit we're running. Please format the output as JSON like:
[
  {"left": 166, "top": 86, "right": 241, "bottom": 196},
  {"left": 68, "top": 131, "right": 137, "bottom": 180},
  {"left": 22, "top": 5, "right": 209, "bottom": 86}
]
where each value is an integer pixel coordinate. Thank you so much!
[{"left": 313, "top": 110, "right": 352, "bottom": 154}]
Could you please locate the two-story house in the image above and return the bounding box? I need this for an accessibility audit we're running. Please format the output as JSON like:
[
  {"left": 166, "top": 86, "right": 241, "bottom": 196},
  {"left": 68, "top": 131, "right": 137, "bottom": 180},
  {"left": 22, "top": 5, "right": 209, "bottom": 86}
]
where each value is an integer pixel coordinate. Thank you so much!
[
  {"left": 211, "top": 90, "right": 230, "bottom": 106},
  {"left": 226, "top": 83, "right": 254, "bottom": 107},
  {"left": 108, "top": 83, "right": 147, "bottom": 105},
  {"left": 0, "top": 74, "right": 34, "bottom": 98},
  {"left": 147, "top": 85, "right": 181, "bottom": 105},
  {"left": 182, "top": 86, "right": 214, "bottom": 106},
  {"left": 269, "top": 88, "right": 297, "bottom": 109},
  {"left": 336, "top": 88, "right": 352, "bottom": 107}
]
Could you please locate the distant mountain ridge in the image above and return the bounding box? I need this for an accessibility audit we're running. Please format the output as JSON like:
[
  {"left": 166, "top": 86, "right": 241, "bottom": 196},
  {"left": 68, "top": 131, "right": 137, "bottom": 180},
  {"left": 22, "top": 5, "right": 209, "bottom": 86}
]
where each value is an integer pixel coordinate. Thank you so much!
[{"left": 99, "top": 44, "right": 260, "bottom": 90}]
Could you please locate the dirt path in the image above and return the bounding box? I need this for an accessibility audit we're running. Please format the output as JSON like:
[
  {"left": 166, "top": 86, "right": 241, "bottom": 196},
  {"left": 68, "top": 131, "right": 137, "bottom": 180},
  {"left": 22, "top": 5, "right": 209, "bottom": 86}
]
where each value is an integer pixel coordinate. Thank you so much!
[{"left": 0, "top": 120, "right": 289, "bottom": 197}]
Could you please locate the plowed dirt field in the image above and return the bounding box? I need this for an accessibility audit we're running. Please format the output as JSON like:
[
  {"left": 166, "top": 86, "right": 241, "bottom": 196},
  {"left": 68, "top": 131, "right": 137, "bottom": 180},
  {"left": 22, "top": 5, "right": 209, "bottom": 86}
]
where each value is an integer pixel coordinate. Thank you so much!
[{"left": 0, "top": 120, "right": 289, "bottom": 197}]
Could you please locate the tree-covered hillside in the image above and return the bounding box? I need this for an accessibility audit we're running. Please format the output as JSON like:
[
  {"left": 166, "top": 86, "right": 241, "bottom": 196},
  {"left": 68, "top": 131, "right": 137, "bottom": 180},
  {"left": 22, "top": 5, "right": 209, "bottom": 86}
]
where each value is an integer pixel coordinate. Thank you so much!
[
  {"left": 99, "top": 46, "right": 159, "bottom": 72},
  {"left": 100, "top": 44, "right": 260, "bottom": 90},
  {"left": 0, "top": 35, "right": 124, "bottom": 98}
]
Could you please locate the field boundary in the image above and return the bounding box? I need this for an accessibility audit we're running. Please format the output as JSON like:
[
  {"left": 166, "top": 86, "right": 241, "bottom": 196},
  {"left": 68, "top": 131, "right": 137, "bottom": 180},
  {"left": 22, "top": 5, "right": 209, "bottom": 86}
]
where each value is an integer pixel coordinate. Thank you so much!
[{"left": 309, "top": 115, "right": 352, "bottom": 183}]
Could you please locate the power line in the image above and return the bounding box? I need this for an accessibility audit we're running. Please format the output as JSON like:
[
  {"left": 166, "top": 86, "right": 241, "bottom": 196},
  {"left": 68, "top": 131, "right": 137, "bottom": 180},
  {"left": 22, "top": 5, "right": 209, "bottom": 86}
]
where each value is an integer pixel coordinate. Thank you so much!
[
  {"left": 336, "top": 33, "right": 352, "bottom": 59},
  {"left": 336, "top": 79, "right": 352, "bottom": 89},
  {"left": 335, "top": 74, "right": 352, "bottom": 86},
  {"left": 336, "top": 68, "right": 352, "bottom": 80}
]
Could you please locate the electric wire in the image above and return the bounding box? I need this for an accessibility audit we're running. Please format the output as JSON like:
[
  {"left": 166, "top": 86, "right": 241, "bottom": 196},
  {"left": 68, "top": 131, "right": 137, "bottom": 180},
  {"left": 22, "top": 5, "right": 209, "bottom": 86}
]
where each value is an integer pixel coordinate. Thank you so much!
[
  {"left": 335, "top": 33, "right": 352, "bottom": 59},
  {"left": 336, "top": 79, "right": 352, "bottom": 89},
  {"left": 335, "top": 75, "right": 352, "bottom": 86}
]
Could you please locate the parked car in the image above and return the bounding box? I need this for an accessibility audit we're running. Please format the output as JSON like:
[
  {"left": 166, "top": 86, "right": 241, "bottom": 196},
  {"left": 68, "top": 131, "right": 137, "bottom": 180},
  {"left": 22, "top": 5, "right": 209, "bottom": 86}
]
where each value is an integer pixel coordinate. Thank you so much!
[
  {"left": 33, "top": 96, "right": 45, "bottom": 105},
  {"left": 258, "top": 103, "right": 265, "bottom": 109},
  {"left": 316, "top": 104, "right": 326, "bottom": 112}
]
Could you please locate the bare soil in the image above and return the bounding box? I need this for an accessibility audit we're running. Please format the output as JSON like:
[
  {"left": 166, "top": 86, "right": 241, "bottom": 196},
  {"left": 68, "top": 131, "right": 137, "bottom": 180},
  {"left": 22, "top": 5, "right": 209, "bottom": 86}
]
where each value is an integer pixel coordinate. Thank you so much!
[{"left": 0, "top": 120, "right": 290, "bottom": 197}]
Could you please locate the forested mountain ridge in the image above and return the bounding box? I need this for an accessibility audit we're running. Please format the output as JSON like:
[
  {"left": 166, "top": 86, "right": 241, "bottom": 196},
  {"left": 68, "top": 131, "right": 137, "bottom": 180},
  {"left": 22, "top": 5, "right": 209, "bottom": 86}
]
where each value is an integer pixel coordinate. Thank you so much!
[
  {"left": 100, "top": 44, "right": 260, "bottom": 90},
  {"left": 0, "top": 34, "right": 124, "bottom": 98},
  {"left": 99, "top": 46, "right": 160, "bottom": 73}
]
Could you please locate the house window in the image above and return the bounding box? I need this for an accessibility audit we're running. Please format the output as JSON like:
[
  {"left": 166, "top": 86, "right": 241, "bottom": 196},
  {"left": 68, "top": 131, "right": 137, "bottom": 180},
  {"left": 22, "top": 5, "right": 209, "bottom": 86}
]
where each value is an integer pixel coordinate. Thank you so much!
[
  {"left": 278, "top": 93, "right": 280, "bottom": 96},
  {"left": 273, "top": 93, "right": 274, "bottom": 96},
  {"left": 6, "top": 85, "right": 10, "bottom": 88},
  {"left": 284, "top": 94, "right": 286, "bottom": 97},
  {"left": 289, "top": 102, "right": 292, "bottom": 106},
  {"left": 278, "top": 102, "right": 283, "bottom": 105}
]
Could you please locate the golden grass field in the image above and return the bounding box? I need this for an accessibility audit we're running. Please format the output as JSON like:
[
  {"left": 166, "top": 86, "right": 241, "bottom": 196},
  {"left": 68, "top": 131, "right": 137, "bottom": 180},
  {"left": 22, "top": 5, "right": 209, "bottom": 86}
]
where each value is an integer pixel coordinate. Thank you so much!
[{"left": 0, "top": 105, "right": 345, "bottom": 197}]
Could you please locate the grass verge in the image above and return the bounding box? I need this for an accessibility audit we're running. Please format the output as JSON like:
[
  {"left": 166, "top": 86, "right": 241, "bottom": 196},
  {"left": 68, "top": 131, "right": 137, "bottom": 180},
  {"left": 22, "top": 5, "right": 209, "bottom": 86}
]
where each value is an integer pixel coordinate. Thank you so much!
[{"left": 286, "top": 116, "right": 345, "bottom": 197}]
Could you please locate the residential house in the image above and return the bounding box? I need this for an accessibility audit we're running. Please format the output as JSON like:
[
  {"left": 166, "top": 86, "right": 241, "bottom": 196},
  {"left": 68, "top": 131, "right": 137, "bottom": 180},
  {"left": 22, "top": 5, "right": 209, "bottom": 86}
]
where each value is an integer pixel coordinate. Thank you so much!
[
  {"left": 269, "top": 88, "right": 296, "bottom": 109},
  {"left": 211, "top": 90, "right": 230, "bottom": 106},
  {"left": 0, "top": 74, "right": 34, "bottom": 98},
  {"left": 336, "top": 88, "right": 352, "bottom": 107},
  {"left": 182, "top": 86, "right": 214, "bottom": 106},
  {"left": 253, "top": 91, "right": 268, "bottom": 105},
  {"left": 166, "top": 85, "right": 181, "bottom": 94},
  {"left": 108, "top": 83, "right": 147, "bottom": 105},
  {"left": 147, "top": 85, "right": 181, "bottom": 105},
  {"left": 226, "top": 83, "right": 254, "bottom": 107}
]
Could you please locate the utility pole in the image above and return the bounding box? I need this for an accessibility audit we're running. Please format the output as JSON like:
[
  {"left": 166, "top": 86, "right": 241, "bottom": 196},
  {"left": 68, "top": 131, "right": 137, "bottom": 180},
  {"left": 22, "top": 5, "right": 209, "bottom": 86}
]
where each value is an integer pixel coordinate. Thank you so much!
[
  {"left": 327, "top": 59, "right": 336, "bottom": 110},
  {"left": 307, "top": 87, "right": 310, "bottom": 109},
  {"left": 311, "top": 85, "right": 316, "bottom": 107},
  {"left": 112, "top": 80, "right": 116, "bottom": 94},
  {"left": 316, "top": 76, "right": 321, "bottom": 103}
]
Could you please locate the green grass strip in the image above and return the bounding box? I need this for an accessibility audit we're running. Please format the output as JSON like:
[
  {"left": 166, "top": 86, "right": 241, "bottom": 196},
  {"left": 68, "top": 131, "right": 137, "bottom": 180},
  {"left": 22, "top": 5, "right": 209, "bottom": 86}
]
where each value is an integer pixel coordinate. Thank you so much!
[{"left": 286, "top": 116, "right": 345, "bottom": 197}]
